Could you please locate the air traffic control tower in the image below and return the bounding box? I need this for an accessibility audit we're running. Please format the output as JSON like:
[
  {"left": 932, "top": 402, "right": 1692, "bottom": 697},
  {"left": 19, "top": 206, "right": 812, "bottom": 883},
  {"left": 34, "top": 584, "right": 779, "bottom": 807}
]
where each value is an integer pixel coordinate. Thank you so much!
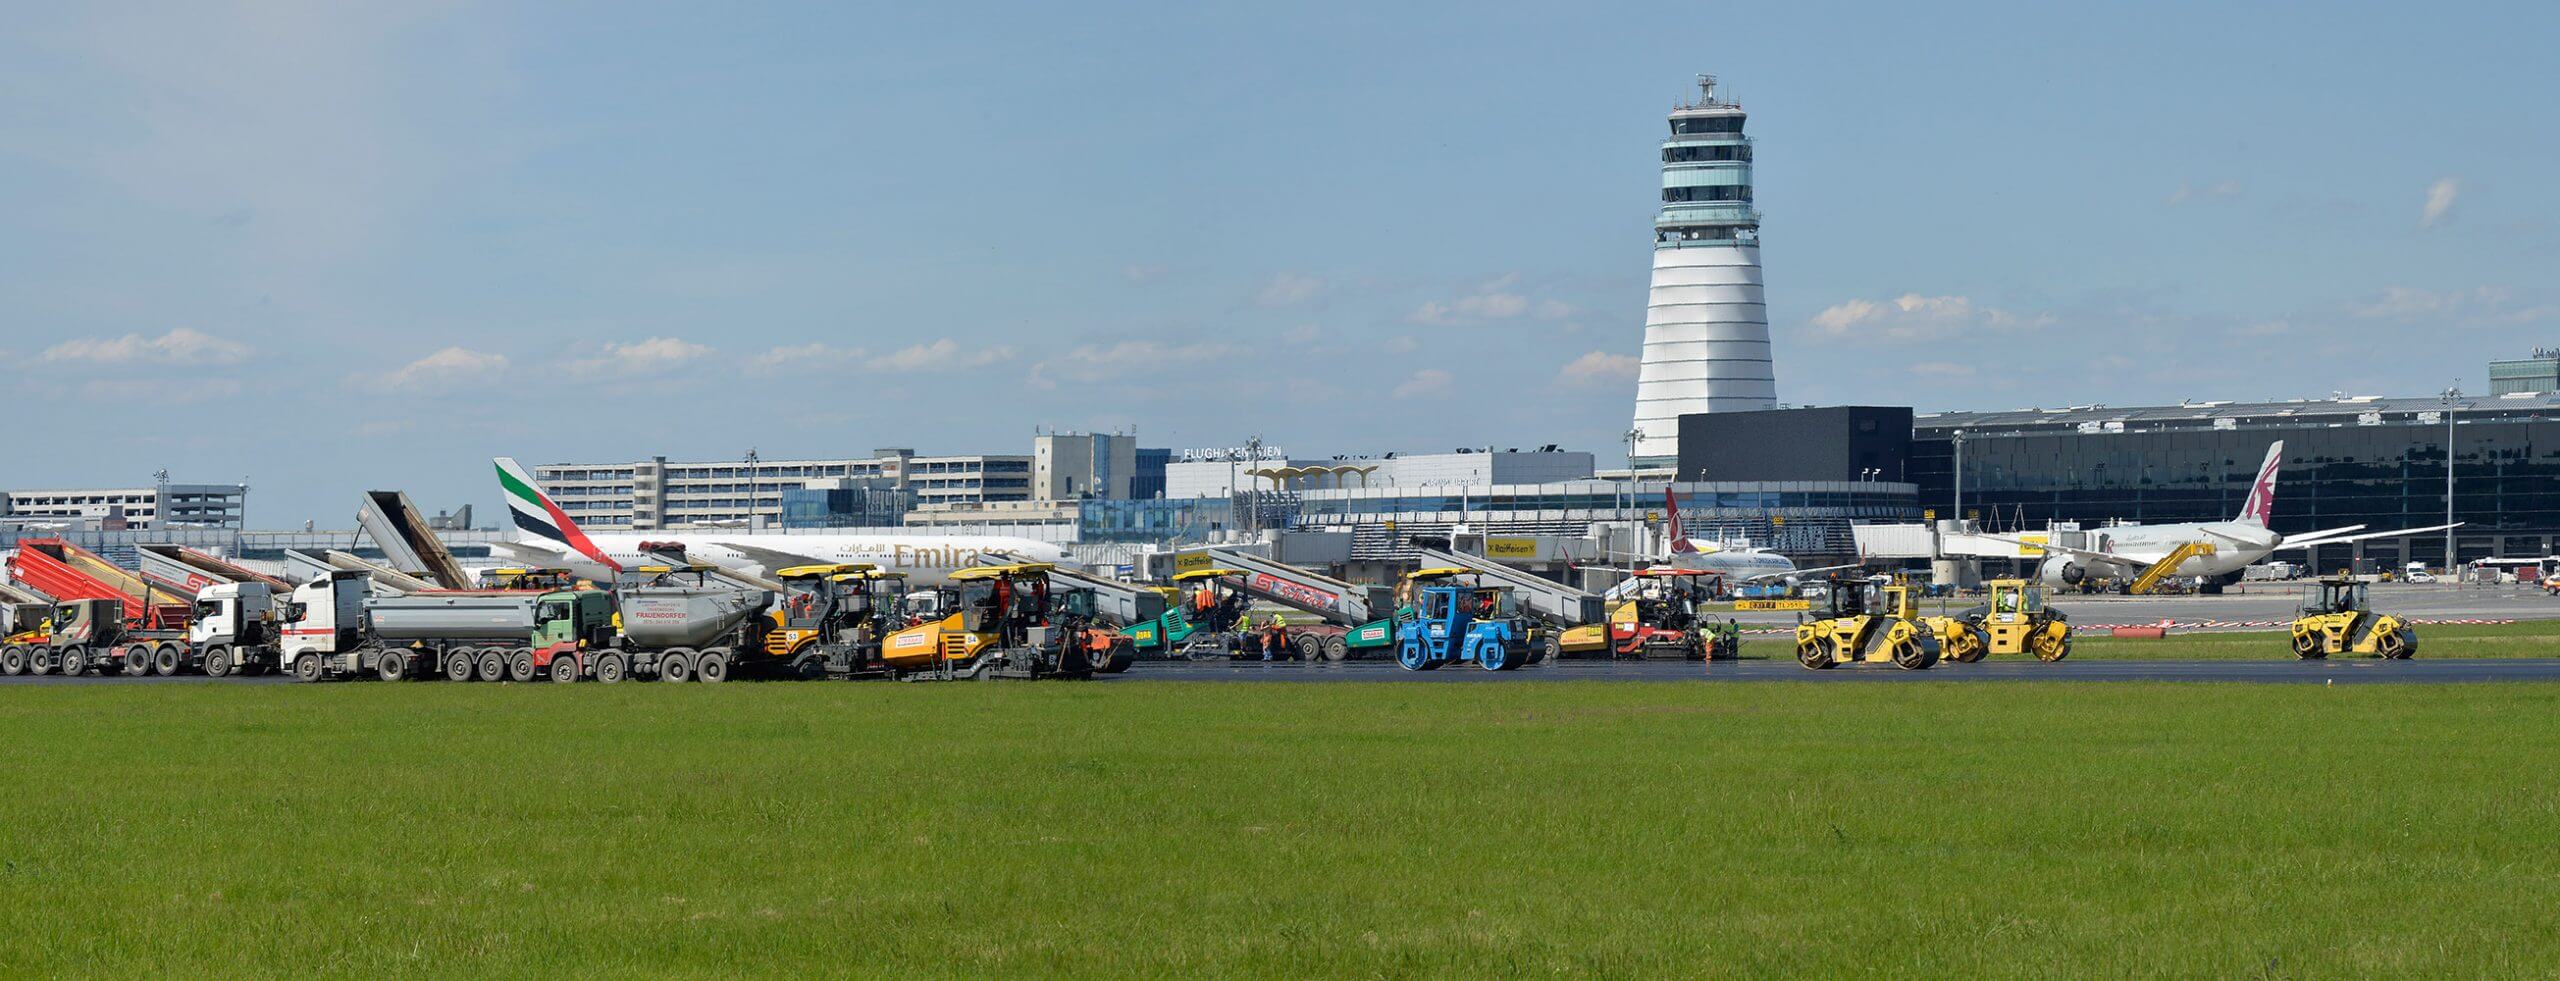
[{"left": 1630, "top": 75, "right": 1773, "bottom": 470}]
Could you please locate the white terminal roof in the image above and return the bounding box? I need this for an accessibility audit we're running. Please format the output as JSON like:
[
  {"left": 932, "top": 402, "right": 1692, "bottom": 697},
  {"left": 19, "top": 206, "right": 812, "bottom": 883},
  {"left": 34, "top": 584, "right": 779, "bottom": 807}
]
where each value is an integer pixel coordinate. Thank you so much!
[{"left": 1915, "top": 391, "right": 2560, "bottom": 436}]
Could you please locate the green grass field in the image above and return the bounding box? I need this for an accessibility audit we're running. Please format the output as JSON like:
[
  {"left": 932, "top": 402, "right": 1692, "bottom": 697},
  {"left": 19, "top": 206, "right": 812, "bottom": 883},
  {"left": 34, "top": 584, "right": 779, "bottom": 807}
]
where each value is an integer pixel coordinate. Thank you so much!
[{"left": 7, "top": 680, "right": 2560, "bottom": 976}]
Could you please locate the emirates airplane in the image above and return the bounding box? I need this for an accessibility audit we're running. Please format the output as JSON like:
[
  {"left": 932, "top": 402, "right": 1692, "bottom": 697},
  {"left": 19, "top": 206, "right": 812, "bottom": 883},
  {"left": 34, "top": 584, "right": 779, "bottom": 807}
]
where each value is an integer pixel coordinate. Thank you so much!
[
  {"left": 488, "top": 458, "right": 1074, "bottom": 585},
  {"left": 2005, "top": 441, "right": 2459, "bottom": 586}
]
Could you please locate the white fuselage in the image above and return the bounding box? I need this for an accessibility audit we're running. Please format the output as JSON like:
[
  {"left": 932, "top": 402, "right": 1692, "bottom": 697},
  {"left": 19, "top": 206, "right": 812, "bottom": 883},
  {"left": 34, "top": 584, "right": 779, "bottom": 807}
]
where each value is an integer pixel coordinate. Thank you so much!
[
  {"left": 497, "top": 533, "right": 1076, "bottom": 586},
  {"left": 1664, "top": 547, "right": 1798, "bottom": 583},
  {"left": 2044, "top": 522, "right": 2281, "bottom": 582}
]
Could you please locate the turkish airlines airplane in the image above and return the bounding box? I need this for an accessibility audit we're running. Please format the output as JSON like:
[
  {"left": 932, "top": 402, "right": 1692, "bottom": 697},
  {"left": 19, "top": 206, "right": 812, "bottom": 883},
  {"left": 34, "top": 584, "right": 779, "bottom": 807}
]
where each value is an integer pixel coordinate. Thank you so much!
[
  {"left": 2009, "top": 441, "right": 2459, "bottom": 586},
  {"left": 1596, "top": 489, "right": 1859, "bottom": 596},
  {"left": 488, "top": 457, "right": 1074, "bottom": 585}
]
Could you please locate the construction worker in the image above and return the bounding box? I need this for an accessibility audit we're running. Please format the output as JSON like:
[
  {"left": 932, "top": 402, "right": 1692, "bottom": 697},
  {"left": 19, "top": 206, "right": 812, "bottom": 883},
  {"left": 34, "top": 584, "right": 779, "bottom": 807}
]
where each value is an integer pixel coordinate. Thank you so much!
[
  {"left": 1236, "top": 610, "right": 1257, "bottom": 658},
  {"left": 1264, "top": 613, "right": 1288, "bottom": 661}
]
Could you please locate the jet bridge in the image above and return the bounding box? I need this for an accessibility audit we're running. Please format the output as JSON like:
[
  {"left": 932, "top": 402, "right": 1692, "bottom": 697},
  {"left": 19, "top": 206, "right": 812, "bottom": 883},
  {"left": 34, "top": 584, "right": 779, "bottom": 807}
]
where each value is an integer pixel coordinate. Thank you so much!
[{"left": 1407, "top": 542, "right": 1605, "bottom": 627}]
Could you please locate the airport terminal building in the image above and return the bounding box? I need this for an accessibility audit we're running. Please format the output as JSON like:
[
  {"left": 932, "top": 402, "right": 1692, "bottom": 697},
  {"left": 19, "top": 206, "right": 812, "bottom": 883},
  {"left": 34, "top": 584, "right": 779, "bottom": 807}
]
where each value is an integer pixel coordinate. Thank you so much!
[{"left": 1911, "top": 394, "right": 2560, "bottom": 570}]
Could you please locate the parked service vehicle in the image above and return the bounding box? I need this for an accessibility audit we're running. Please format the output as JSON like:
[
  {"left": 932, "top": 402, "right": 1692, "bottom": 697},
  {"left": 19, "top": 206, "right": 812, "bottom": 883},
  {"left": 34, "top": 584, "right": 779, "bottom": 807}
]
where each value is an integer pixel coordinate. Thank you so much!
[
  {"left": 2288, "top": 577, "right": 2416, "bottom": 660},
  {"left": 758, "top": 564, "right": 909, "bottom": 679},
  {"left": 1122, "top": 568, "right": 1248, "bottom": 658},
  {"left": 188, "top": 582, "right": 289, "bottom": 677}
]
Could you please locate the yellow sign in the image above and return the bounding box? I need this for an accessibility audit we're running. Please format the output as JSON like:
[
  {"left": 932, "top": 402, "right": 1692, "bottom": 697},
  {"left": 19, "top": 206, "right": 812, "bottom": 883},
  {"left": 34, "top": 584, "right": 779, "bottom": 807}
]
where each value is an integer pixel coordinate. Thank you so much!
[
  {"left": 1174, "top": 552, "right": 1213, "bottom": 574},
  {"left": 2015, "top": 533, "right": 2048, "bottom": 558},
  {"left": 1771, "top": 516, "right": 1786, "bottom": 526},
  {"left": 1735, "top": 599, "right": 1812, "bottom": 611},
  {"left": 1484, "top": 537, "right": 1539, "bottom": 559},
  {"left": 1923, "top": 509, "right": 1937, "bottom": 521}
]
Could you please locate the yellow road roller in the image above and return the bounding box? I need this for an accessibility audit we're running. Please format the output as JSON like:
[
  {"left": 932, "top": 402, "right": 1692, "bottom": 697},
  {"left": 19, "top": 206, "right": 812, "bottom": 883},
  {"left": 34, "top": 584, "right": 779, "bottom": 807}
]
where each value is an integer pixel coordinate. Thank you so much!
[
  {"left": 1796, "top": 578, "right": 1943, "bottom": 670},
  {"left": 2288, "top": 577, "right": 2415, "bottom": 659},
  {"left": 1963, "top": 578, "right": 2072, "bottom": 662}
]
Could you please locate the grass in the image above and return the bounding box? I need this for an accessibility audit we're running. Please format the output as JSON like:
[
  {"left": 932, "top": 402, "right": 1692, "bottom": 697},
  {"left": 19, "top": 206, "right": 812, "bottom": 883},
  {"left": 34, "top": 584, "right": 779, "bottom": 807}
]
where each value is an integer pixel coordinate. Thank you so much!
[{"left": 6, "top": 681, "right": 2560, "bottom": 976}]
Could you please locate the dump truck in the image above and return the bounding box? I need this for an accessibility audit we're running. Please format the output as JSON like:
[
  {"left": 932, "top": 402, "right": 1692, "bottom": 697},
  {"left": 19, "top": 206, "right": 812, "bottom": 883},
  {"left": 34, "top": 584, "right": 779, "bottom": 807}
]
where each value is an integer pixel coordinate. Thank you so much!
[
  {"left": 8, "top": 538, "right": 198, "bottom": 674},
  {"left": 0, "top": 599, "right": 126, "bottom": 677}
]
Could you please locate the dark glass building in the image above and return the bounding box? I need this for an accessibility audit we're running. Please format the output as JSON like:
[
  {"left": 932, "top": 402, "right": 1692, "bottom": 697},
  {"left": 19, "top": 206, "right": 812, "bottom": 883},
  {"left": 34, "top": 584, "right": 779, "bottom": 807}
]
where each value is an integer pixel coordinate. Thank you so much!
[{"left": 1912, "top": 394, "right": 2560, "bottom": 569}]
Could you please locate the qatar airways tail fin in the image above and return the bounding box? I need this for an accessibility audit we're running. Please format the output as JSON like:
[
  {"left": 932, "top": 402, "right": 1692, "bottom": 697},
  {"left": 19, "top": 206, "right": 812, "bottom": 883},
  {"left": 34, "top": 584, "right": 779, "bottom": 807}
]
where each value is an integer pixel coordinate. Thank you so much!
[
  {"left": 494, "top": 457, "right": 620, "bottom": 572},
  {"left": 2237, "top": 441, "right": 2283, "bottom": 527}
]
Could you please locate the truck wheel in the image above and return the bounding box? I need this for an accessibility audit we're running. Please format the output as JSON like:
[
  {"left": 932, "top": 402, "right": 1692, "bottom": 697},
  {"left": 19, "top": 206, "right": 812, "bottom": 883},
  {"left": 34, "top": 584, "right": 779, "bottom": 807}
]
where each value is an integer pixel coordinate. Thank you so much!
[
  {"left": 508, "top": 649, "right": 536, "bottom": 682},
  {"left": 1323, "top": 635, "right": 1349, "bottom": 662},
  {"left": 59, "top": 646, "right": 91, "bottom": 676},
  {"left": 476, "top": 650, "right": 506, "bottom": 683},
  {"left": 549, "top": 655, "right": 579, "bottom": 683},
  {"left": 292, "top": 655, "right": 324, "bottom": 683},
  {"left": 121, "top": 648, "right": 149, "bottom": 676},
  {"left": 1539, "top": 632, "right": 1560, "bottom": 664},
  {"left": 444, "top": 651, "right": 474, "bottom": 682},
  {"left": 595, "top": 653, "right": 628, "bottom": 684},
  {"left": 695, "top": 649, "right": 730, "bottom": 683},
  {"left": 154, "top": 645, "right": 184, "bottom": 676},
  {"left": 375, "top": 651, "right": 407, "bottom": 681},
  {"left": 1294, "top": 634, "right": 1323, "bottom": 661},
  {"left": 0, "top": 645, "right": 24, "bottom": 676},
  {"left": 202, "top": 647, "right": 233, "bottom": 678},
  {"left": 660, "top": 651, "right": 694, "bottom": 683}
]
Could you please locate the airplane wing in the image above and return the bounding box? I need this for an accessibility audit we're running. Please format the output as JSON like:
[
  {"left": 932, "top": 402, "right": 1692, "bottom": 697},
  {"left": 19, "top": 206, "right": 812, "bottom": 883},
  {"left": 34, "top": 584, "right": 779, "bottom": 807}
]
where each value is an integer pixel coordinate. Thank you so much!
[
  {"left": 1738, "top": 563, "right": 1865, "bottom": 584},
  {"left": 489, "top": 540, "right": 569, "bottom": 563},
  {"left": 2275, "top": 522, "right": 2463, "bottom": 551},
  {"left": 1981, "top": 534, "right": 2141, "bottom": 568},
  {"left": 706, "top": 540, "right": 831, "bottom": 573}
]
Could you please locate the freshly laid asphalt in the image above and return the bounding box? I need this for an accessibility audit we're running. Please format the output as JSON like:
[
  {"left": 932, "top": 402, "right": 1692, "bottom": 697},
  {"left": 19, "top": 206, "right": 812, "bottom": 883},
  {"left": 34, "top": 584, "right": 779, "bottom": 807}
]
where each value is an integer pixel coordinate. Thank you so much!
[{"left": 10, "top": 657, "right": 2560, "bottom": 685}]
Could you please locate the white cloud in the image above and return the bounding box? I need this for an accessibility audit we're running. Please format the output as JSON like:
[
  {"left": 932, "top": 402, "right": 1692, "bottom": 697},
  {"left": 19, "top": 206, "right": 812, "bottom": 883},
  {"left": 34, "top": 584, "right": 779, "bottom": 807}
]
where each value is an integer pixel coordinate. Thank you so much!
[
  {"left": 382, "top": 346, "right": 506, "bottom": 387},
  {"left": 2421, "top": 178, "right": 2461, "bottom": 228},
  {"left": 1408, "top": 274, "right": 1574, "bottom": 325},
  {"left": 2165, "top": 180, "right": 2242, "bottom": 205},
  {"left": 752, "top": 342, "right": 866, "bottom": 370},
  {"left": 1808, "top": 293, "right": 2053, "bottom": 340},
  {"left": 1255, "top": 272, "right": 1325, "bottom": 308},
  {"left": 569, "top": 337, "right": 713, "bottom": 375},
  {"left": 44, "top": 327, "right": 249, "bottom": 365},
  {"left": 1392, "top": 368, "right": 1453, "bottom": 399},
  {"left": 2349, "top": 286, "right": 2554, "bottom": 327},
  {"left": 881, "top": 338, "right": 1016, "bottom": 371},
  {"left": 1030, "top": 340, "right": 1235, "bottom": 388},
  {"left": 1558, "top": 351, "right": 1638, "bottom": 387}
]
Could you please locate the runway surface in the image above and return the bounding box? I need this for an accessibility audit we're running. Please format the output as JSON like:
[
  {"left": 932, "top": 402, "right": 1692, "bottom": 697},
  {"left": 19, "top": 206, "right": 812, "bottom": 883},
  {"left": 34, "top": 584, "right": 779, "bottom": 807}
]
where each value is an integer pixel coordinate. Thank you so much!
[{"left": 10, "top": 657, "right": 2560, "bottom": 685}]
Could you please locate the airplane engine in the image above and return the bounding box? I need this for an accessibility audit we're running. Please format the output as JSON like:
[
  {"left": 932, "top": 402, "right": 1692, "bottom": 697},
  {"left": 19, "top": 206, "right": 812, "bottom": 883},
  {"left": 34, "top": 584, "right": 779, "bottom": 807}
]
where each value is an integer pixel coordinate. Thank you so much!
[{"left": 2038, "top": 556, "right": 2086, "bottom": 586}]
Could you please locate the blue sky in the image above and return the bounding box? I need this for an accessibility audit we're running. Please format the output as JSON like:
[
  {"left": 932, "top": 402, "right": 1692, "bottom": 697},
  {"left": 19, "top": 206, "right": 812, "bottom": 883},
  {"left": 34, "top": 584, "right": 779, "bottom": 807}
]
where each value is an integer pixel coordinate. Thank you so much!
[{"left": 3, "top": 1, "right": 2553, "bottom": 525}]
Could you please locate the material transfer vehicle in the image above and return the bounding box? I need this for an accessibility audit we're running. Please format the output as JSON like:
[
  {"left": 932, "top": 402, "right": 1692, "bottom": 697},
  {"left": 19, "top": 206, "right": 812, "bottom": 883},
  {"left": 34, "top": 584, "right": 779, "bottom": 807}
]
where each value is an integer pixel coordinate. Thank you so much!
[
  {"left": 760, "top": 564, "right": 908, "bottom": 678},
  {"left": 1124, "top": 568, "right": 1248, "bottom": 658},
  {"left": 1392, "top": 569, "right": 1540, "bottom": 672},
  {"left": 2288, "top": 577, "right": 2416, "bottom": 660},
  {"left": 1560, "top": 568, "right": 1736, "bottom": 660}
]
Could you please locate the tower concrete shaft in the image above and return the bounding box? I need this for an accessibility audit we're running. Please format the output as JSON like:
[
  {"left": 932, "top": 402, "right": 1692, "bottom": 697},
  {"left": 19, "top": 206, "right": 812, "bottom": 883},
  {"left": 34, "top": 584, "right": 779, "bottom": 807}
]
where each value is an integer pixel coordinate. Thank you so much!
[{"left": 1631, "top": 74, "right": 1772, "bottom": 469}]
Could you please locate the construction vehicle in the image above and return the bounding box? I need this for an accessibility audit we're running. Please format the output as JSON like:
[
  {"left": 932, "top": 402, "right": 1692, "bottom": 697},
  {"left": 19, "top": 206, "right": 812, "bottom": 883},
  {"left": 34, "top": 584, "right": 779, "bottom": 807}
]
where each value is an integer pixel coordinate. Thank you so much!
[
  {"left": 8, "top": 538, "right": 199, "bottom": 675},
  {"left": 1392, "top": 569, "right": 1542, "bottom": 672},
  {"left": 137, "top": 544, "right": 292, "bottom": 600},
  {"left": 1123, "top": 568, "right": 1250, "bottom": 658},
  {"left": 758, "top": 564, "right": 909, "bottom": 679},
  {"left": 878, "top": 563, "right": 1098, "bottom": 680},
  {"left": 1559, "top": 568, "right": 1738, "bottom": 660},
  {"left": 1176, "top": 547, "right": 1401, "bottom": 660},
  {"left": 1957, "top": 579, "right": 2072, "bottom": 661},
  {"left": 1409, "top": 539, "right": 1604, "bottom": 656},
  {"left": 359, "top": 489, "right": 475, "bottom": 589},
  {"left": 477, "top": 567, "right": 580, "bottom": 591},
  {"left": 2288, "top": 577, "right": 2417, "bottom": 660},
  {"left": 186, "top": 581, "right": 290, "bottom": 676},
  {"left": 1794, "top": 578, "right": 1942, "bottom": 670},
  {"left": 0, "top": 599, "right": 126, "bottom": 677}
]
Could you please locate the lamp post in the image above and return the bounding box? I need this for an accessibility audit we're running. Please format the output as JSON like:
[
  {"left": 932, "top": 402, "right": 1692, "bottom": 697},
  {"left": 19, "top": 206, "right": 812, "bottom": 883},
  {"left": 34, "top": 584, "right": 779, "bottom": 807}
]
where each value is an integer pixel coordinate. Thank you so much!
[
  {"left": 2442, "top": 386, "right": 2463, "bottom": 576},
  {"left": 745, "top": 448, "right": 760, "bottom": 531},
  {"left": 1950, "top": 429, "right": 1967, "bottom": 529},
  {"left": 1621, "top": 427, "right": 1642, "bottom": 516}
]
